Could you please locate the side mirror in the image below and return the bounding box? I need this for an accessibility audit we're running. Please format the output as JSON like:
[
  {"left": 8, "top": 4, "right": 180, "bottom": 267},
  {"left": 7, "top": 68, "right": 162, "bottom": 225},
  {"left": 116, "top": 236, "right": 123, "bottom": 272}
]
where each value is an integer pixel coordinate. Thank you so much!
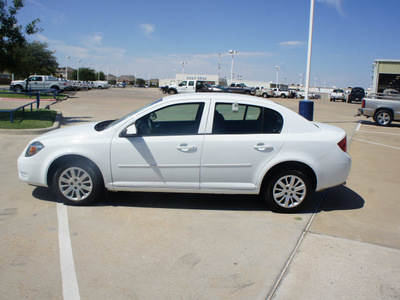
[{"left": 120, "top": 124, "right": 138, "bottom": 137}]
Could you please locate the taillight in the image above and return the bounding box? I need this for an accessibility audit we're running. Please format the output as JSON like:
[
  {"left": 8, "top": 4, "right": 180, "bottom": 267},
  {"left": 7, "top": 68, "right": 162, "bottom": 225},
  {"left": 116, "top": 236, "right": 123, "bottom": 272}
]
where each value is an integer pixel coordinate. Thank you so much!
[
  {"left": 338, "top": 136, "right": 347, "bottom": 152},
  {"left": 361, "top": 99, "right": 365, "bottom": 108}
]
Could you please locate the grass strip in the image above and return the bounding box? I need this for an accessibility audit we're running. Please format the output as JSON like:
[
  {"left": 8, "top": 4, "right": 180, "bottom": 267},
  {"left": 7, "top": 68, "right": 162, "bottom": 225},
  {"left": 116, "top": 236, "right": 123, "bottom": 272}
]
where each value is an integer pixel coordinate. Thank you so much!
[
  {"left": 0, "top": 109, "right": 57, "bottom": 129},
  {"left": 0, "top": 92, "right": 67, "bottom": 100}
]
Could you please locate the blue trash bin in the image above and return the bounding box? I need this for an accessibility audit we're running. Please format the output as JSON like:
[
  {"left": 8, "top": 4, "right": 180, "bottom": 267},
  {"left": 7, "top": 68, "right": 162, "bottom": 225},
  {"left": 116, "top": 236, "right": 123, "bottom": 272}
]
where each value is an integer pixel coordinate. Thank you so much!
[{"left": 299, "top": 100, "right": 314, "bottom": 121}]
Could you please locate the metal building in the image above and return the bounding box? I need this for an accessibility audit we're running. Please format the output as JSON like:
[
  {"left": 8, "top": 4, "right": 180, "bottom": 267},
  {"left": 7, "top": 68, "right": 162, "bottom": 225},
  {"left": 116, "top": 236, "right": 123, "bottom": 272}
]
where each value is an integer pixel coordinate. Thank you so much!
[{"left": 372, "top": 59, "right": 400, "bottom": 93}]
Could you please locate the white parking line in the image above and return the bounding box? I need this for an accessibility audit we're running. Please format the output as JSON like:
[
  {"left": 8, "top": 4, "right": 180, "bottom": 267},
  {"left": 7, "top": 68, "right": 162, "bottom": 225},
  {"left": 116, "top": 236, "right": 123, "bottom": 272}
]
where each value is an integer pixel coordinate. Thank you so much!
[
  {"left": 352, "top": 138, "right": 400, "bottom": 150},
  {"left": 358, "top": 130, "right": 400, "bottom": 136},
  {"left": 57, "top": 203, "right": 80, "bottom": 300}
]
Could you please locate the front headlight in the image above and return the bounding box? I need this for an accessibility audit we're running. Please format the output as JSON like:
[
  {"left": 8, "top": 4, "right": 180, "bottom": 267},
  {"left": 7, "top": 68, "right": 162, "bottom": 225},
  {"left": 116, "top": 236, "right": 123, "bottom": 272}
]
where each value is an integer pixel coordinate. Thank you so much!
[{"left": 25, "top": 141, "right": 45, "bottom": 157}]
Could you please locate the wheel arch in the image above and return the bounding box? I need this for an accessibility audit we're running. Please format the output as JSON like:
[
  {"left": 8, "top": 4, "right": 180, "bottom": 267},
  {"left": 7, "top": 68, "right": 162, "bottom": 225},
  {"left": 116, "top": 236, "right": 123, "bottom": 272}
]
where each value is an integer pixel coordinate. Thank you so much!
[
  {"left": 47, "top": 154, "right": 104, "bottom": 188},
  {"left": 375, "top": 107, "right": 394, "bottom": 116},
  {"left": 260, "top": 161, "right": 317, "bottom": 193}
]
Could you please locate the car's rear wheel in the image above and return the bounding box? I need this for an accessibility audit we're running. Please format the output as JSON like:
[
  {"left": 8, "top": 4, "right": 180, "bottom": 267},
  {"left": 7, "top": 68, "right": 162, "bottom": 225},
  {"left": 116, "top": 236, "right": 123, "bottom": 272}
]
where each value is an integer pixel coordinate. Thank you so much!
[
  {"left": 53, "top": 161, "right": 103, "bottom": 205},
  {"left": 265, "top": 170, "right": 312, "bottom": 213},
  {"left": 281, "top": 94, "right": 286, "bottom": 98},
  {"left": 374, "top": 109, "right": 393, "bottom": 126},
  {"left": 168, "top": 89, "right": 176, "bottom": 95},
  {"left": 262, "top": 93, "right": 268, "bottom": 98}
]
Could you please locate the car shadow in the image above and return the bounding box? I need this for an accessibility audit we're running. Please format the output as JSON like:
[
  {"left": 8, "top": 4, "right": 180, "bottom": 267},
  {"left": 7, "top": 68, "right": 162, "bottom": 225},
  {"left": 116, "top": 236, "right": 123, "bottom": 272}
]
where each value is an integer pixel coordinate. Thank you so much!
[
  {"left": 61, "top": 116, "right": 94, "bottom": 126},
  {"left": 360, "top": 120, "right": 400, "bottom": 128},
  {"left": 32, "top": 184, "right": 364, "bottom": 213}
]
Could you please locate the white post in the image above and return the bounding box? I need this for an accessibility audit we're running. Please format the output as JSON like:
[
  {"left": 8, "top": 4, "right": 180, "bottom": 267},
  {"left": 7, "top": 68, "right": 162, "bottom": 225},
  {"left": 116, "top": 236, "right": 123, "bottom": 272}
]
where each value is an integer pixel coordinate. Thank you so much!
[
  {"left": 65, "top": 56, "right": 70, "bottom": 80},
  {"left": 229, "top": 50, "right": 237, "bottom": 82},
  {"left": 77, "top": 60, "right": 81, "bottom": 81},
  {"left": 304, "top": 0, "right": 315, "bottom": 100},
  {"left": 276, "top": 66, "right": 280, "bottom": 89}
]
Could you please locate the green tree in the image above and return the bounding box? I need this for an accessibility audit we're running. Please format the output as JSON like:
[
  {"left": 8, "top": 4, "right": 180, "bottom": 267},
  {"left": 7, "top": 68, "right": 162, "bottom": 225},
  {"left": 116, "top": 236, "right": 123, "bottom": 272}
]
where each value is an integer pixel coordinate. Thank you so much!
[
  {"left": 136, "top": 78, "right": 145, "bottom": 86},
  {"left": 12, "top": 41, "right": 58, "bottom": 78},
  {"left": 96, "top": 71, "right": 105, "bottom": 81},
  {"left": 0, "top": 0, "right": 41, "bottom": 73},
  {"left": 71, "top": 67, "right": 96, "bottom": 81}
]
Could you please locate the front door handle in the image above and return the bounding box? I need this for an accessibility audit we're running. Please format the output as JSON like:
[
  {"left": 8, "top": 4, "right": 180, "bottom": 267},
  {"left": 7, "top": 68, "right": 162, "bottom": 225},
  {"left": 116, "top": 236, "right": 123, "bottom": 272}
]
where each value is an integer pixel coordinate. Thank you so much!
[{"left": 253, "top": 143, "right": 273, "bottom": 151}]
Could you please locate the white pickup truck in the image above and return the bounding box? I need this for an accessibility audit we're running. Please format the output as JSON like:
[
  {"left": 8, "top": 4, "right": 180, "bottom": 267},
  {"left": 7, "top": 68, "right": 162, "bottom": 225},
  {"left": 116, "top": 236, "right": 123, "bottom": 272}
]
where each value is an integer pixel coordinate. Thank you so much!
[
  {"left": 273, "top": 88, "right": 294, "bottom": 98},
  {"left": 161, "top": 80, "right": 210, "bottom": 94},
  {"left": 330, "top": 89, "right": 346, "bottom": 102},
  {"left": 356, "top": 94, "right": 400, "bottom": 126},
  {"left": 10, "top": 75, "right": 71, "bottom": 92}
]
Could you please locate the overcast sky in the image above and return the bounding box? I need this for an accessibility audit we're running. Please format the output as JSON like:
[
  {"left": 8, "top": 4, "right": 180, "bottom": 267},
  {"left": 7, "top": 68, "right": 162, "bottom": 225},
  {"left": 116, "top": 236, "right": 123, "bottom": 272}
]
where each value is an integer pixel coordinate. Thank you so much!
[{"left": 17, "top": 0, "right": 400, "bottom": 88}]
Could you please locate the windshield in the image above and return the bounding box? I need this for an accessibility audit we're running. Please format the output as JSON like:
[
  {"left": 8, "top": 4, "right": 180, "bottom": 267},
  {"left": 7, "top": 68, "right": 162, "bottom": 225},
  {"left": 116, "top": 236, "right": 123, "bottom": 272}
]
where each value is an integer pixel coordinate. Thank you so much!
[{"left": 102, "top": 99, "right": 162, "bottom": 130}]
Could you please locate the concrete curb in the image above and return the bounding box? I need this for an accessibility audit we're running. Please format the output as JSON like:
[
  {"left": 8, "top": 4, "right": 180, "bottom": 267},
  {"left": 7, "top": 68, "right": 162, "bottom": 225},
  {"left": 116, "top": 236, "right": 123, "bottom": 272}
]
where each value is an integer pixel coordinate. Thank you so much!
[{"left": 0, "top": 110, "right": 62, "bottom": 135}]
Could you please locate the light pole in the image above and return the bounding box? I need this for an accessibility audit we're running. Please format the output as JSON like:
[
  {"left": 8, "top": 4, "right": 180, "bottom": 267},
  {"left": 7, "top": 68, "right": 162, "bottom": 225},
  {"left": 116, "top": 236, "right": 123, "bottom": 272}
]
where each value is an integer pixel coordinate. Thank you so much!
[
  {"left": 229, "top": 50, "right": 237, "bottom": 82},
  {"left": 299, "top": 73, "right": 303, "bottom": 87},
  {"left": 275, "top": 66, "right": 280, "bottom": 89},
  {"left": 218, "top": 53, "right": 221, "bottom": 79},
  {"left": 299, "top": 0, "right": 315, "bottom": 121},
  {"left": 65, "top": 56, "right": 70, "bottom": 80},
  {"left": 314, "top": 77, "right": 317, "bottom": 87},
  {"left": 98, "top": 66, "right": 101, "bottom": 81},
  {"left": 180, "top": 62, "right": 187, "bottom": 78},
  {"left": 77, "top": 59, "right": 81, "bottom": 81}
]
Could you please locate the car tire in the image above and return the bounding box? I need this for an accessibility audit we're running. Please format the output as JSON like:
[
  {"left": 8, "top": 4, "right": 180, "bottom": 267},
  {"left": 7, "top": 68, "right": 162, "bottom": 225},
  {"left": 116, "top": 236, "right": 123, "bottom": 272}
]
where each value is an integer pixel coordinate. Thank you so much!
[
  {"left": 262, "top": 93, "right": 268, "bottom": 98},
  {"left": 265, "top": 169, "right": 312, "bottom": 213},
  {"left": 168, "top": 89, "right": 176, "bottom": 95},
  {"left": 15, "top": 86, "right": 23, "bottom": 93},
  {"left": 373, "top": 109, "right": 393, "bottom": 126},
  {"left": 52, "top": 161, "right": 103, "bottom": 206},
  {"left": 281, "top": 94, "right": 286, "bottom": 98}
]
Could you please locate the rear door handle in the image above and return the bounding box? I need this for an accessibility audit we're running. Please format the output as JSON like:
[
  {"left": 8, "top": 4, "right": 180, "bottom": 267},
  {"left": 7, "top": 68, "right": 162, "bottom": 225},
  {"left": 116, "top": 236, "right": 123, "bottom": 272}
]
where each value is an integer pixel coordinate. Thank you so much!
[{"left": 177, "top": 144, "right": 197, "bottom": 152}]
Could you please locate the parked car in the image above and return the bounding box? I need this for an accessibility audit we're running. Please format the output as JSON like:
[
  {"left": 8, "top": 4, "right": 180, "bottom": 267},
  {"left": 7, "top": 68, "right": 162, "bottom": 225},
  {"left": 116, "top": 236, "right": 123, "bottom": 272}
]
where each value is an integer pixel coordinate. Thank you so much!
[
  {"left": 10, "top": 75, "right": 71, "bottom": 92},
  {"left": 348, "top": 87, "right": 365, "bottom": 103},
  {"left": 383, "top": 89, "right": 400, "bottom": 95},
  {"left": 226, "top": 83, "right": 256, "bottom": 95},
  {"left": 356, "top": 95, "right": 400, "bottom": 126},
  {"left": 330, "top": 89, "right": 346, "bottom": 102},
  {"left": 18, "top": 93, "right": 351, "bottom": 213},
  {"left": 255, "top": 87, "right": 275, "bottom": 98}
]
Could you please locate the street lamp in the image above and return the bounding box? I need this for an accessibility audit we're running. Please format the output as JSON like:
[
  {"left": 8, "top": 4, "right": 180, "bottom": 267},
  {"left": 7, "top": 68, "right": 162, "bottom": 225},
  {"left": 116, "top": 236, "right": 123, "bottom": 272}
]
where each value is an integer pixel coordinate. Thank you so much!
[
  {"left": 275, "top": 66, "right": 280, "bottom": 89},
  {"left": 77, "top": 59, "right": 81, "bottom": 81},
  {"left": 180, "top": 62, "right": 187, "bottom": 78},
  {"left": 218, "top": 53, "right": 221, "bottom": 79},
  {"left": 299, "top": 0, "right": 315, "bottom": 121},
  {"left": 229, "top": 50, "right": 237, "bottom": 82},
  {"left": 299, "top": 73, "right": 303, "bottom": 87},
  {"left": 314, "top": 77, "right": 317, "bottom": 87},
  {"left": 65, "top": 56, "right": 70, "bottom": 80},
  {"left": 98, "top": 66, "right": 101, "bottom": 81}
]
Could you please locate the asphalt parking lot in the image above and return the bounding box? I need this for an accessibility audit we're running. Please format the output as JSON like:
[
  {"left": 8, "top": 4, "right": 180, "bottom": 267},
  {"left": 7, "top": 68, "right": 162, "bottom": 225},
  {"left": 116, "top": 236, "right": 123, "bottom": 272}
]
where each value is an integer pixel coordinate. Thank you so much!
[{"left": 1, "top": 88, "right": 399, "bottom": 299}]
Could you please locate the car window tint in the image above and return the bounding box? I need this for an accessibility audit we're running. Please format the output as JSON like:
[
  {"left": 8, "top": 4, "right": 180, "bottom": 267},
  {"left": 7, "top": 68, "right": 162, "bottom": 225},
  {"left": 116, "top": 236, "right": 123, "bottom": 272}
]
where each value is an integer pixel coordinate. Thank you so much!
[
  {"left": 189, "top": 81, "right": 194, "bottom": 86},
  {"left": 263, "top": 108, "right": 283, "bottom": 134},
  {"left": 213, "top": 103, "right": 262, "bottom": 134},
  {"left": 213, "top": 103, "right": 283, "bottom": 135},
  {"left": 136, "top": 103, "right": 204, "bottom": 136}
]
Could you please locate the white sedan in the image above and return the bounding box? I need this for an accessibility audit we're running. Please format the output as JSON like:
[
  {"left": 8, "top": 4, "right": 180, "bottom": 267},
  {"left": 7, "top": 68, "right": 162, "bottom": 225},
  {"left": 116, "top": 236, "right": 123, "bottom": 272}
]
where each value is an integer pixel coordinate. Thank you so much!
[{"left": 18, "top": 93, "right": 351, "bottom": 212}]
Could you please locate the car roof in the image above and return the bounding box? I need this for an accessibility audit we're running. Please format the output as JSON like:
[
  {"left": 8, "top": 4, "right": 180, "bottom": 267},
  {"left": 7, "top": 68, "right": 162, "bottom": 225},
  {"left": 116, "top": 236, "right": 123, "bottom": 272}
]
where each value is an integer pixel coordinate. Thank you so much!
[{"left": 162, "top": 92, "right": 274, "bottom": 105}]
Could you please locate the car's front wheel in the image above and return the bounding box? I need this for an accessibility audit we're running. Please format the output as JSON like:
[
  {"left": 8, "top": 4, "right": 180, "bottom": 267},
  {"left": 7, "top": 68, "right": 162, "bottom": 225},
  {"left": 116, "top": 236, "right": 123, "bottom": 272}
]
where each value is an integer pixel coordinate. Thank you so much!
[
  {"left": 374, "top": 109, "right": 393, "bottom": 126},
  {"left": 53, "top": 161, "right": 103, "bottom": 205},
  {"left": 265, "top": 170, "right": 312, "bottom": 213}
]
